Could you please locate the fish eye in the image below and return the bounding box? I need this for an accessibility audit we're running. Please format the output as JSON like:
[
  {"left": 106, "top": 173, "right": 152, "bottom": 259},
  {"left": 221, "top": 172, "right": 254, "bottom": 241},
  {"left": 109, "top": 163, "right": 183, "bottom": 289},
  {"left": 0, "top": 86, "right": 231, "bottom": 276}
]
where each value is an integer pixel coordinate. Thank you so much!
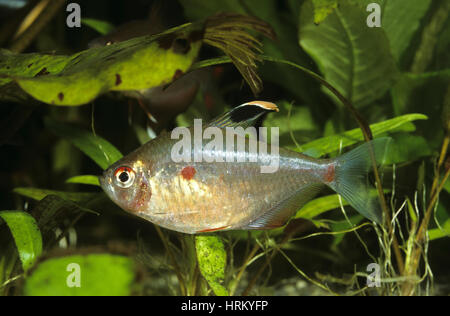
[{"left": 113, "top": 166, "right": 135, "bottom": 188}]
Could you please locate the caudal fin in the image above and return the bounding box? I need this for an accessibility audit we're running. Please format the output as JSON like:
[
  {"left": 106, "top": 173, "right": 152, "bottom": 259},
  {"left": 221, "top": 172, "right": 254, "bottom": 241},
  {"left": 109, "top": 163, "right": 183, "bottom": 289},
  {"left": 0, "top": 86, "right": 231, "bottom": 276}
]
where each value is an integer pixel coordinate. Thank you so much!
[{"left": 328, "top": 138, "right": 391, "bottom": 224}]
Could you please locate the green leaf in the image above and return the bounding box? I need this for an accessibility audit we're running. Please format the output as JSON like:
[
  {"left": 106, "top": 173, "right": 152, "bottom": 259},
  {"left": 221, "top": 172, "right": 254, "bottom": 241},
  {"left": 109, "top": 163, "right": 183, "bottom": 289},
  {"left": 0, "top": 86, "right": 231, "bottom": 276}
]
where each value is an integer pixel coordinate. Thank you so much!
[
  {"left": 292, "top": 113, "right": 428, "bottom": 157},
  {"left": 428, "top": 219, "right": 450, "bottom": 240},
  {"left": 1, "top": 14, "right": 273, "bottom": 104},
  {"left": 295, "top": 194, "right": 349, "bottom": 219},
  {"left": 14, "top": 187, "right": 98, "bottom": 204},
  {"left": 66, "top": 175, "right": 100, "bottom": 186},
  {"left": 391, "top": 70, "right": 450, "bottom": 115},
  {"left": 311, "top": 0, "right": 338, "bottom": 24},
  {"left": 0, "top": 211, "right": 42, "bottom": 272},
  {"left": 45, "top": 118, "right": 123, "bottom": 170},
  {"left": 381, "top": 0, "right": 432, "bottom": 63},
  {"left": 263, "top": 101, "right": 319, "bottom": 146},
  {"left": 0, "top": 24, "right": 203, "bottom": 105},
  {"left": 330, "top": 215, "right": 364, "bottom": 247},
  {"left": 23, "top": 254, "right": 135, "bottom": 296},
  {"left": 195, "top": 235, "right": 228, "bottom": 296},
  {"left": 383, "top": 133, "right": 432, "bottom": 164},
  {"left": 82, "top": 18, "right": 115, "bottom": 35},
  {"left": 357, "top": 0, "right": 432, "bottom": 63},
  {"left": 299, "top": 0, "right": 397, "bottom": 107},
  {"left": 31, "top": 195, "right": 100, "bottom": 239},
  {"left": 444, "top": 177, "right": 450, "bottom": 194}
]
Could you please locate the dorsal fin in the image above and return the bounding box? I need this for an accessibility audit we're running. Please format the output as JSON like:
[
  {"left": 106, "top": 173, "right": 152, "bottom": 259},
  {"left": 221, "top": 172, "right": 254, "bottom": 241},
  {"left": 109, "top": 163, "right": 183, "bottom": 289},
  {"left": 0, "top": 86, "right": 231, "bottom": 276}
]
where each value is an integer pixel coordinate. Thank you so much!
[
  {"left": 207, "top": 101, "right": 278, "bottom": 129},
  {"left": 240, "top": 183, "right": 323, "bottom": 230}
]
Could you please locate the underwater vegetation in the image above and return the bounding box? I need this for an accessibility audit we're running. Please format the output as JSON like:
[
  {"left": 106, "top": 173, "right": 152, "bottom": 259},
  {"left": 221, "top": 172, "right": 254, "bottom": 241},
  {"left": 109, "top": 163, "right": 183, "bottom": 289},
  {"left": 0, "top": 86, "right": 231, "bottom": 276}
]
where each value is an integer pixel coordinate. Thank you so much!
[{"left": 0, "top": 0, "right": 449, "bottom": 296}]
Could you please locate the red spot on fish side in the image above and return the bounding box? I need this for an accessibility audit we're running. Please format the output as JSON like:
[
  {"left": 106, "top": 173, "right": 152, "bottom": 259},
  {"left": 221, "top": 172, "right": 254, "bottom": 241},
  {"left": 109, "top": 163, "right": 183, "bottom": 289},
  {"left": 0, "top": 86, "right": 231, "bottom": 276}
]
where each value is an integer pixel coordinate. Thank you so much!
[
  {"left": 324, "top": 164, "right": 335, "bottom": 183},
  {"left": 181, "top": 166, "right": 196, "bottom": 180},
  {"left": 58, "top": 92, "right": 64, "bottom": 101},
  {"left": 197, "top": 225, "right": 230, "bottom": 233}
]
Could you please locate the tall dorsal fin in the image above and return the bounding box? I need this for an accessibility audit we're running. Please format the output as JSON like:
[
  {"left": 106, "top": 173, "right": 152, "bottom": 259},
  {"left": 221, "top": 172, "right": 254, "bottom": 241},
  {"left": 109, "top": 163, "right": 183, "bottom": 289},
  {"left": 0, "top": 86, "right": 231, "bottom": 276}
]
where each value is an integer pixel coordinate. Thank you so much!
[{"left": 207, "top": 101, "right": 279, "bottom": 129}]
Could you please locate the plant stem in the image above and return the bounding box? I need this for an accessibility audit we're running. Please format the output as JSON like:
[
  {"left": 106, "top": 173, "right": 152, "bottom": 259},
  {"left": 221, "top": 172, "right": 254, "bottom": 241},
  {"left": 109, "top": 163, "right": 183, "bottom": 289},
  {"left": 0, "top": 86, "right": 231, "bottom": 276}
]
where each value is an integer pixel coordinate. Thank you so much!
[
  {"left": 229, "top": 242, "right": 260, "bottom": 296},
  {"left": 9, "top": 0, "right": 67, "bottom": 53},
  {"left": 154, "top": 226, "right": 186, "bottom": 295},
  {"left": 401, "top": 133, "right": 449, "bottom": 295}
]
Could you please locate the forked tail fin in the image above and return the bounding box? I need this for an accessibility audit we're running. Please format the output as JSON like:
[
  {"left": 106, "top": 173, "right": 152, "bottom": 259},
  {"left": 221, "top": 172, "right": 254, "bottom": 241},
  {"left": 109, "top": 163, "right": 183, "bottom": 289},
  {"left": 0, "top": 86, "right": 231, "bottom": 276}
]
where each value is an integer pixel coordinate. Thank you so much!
[{"left": 328, "top": 137, "right": 391, "bottom": 224}]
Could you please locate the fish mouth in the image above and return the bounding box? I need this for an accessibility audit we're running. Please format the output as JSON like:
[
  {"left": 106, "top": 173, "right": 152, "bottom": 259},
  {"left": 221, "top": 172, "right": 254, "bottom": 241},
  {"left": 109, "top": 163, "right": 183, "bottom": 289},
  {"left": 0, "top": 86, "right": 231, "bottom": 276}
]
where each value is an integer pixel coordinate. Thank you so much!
[
  {"left": 98, "top": 171, "right": 108, "bottom": 191},
  {"left": 98, "top": 172, "right": 114, "bottom": 203}
]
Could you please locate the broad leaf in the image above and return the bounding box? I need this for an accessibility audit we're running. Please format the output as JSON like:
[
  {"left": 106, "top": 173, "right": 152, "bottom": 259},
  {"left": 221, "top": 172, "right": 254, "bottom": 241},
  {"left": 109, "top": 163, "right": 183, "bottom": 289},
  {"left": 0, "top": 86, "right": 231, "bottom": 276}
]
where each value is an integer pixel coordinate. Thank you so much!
[
  {"left": 383, "top": 133, "right": 431, "bottom": 164},
  {"left": 311, "top": 0, "right": 338, "bottom": 24},
  {"left": 0, "top": 211, "right": 42, "bottom": 272},
  {"left": 0, "top": 23, "right": 202, "bottom": 106},
  {"left": 357, "top": 0, "right": 432, "bottom": 63},
  {"left": 23, "top": 254, "right": 135, "bottom": 296},
  {"left": 380, "top": 0, "right": 432, "bottom": 63},
  {"left": 299, "top": 0, "right": 397, "bottom": 108},
  {"left": 391, "top": 70, "right": 450, "bottom": 115},
  {"left": 0, "top": 14, "right": 274, "bottom": 104}
]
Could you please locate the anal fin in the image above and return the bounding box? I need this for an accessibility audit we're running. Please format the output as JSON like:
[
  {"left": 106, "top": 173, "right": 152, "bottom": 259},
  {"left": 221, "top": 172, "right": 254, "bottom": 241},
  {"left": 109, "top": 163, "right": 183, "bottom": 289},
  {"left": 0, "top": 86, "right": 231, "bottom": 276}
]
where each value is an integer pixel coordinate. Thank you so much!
[
  {"left": 241, "top": 184, "right": 323, "bottom": 230},
  {"left": 197, "top": 225, "right": 230, "bottom": 233}
]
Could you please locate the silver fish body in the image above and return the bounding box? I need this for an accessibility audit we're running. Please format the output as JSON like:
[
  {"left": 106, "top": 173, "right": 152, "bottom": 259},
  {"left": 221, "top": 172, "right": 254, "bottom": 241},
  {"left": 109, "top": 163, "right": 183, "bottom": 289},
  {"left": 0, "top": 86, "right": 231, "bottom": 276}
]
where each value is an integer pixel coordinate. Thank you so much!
[{"left": 100, "top": 102, "right": 389, "bottom": 233}]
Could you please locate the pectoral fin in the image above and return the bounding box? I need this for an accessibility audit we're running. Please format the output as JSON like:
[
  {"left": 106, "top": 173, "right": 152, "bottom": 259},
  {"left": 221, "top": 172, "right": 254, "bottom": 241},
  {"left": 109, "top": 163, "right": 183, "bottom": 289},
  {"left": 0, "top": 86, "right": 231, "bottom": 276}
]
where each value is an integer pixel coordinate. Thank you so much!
[{"left": 241, "top": 184, "right": 323, "bottom": 230}]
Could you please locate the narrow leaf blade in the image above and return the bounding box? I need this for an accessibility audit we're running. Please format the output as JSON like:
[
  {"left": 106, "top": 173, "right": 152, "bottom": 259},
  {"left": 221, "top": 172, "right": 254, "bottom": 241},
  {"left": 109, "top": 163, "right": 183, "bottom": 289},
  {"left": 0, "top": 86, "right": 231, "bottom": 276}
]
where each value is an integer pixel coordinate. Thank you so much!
[{"left": 45, "top": 118, "right": 122, "bottom": 170}]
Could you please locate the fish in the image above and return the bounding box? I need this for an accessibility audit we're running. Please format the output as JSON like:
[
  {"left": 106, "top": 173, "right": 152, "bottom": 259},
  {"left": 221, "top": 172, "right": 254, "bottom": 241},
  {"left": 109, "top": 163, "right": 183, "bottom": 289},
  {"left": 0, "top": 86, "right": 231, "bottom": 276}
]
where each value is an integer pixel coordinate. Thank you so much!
[{"left": 99, "top": 101, "right": 390, "bottom": 234}]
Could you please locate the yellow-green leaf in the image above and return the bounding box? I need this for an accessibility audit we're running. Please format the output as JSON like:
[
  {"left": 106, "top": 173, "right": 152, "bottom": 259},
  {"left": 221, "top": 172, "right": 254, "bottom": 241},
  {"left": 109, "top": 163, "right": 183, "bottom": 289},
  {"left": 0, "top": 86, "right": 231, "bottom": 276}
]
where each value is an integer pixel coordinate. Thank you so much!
[
  {"left": 0, "top": 211, "right": 42, "bottom": 272},
  {"left": 82, "top": 18, "right": 115, "bottom": 35},
  {"left": 295, "top": 194, "right": 349, "bottom": 219},
  {"left": 195, "top": 235, "right": 228, "bottom": 296},
  {"left": 23, "top": 254, "right": 135, "bottom": 296},
  {"left": 311, "top": 0, "right": 338, "bottom": 24},
  {"left": 66, "top": 175, "right": 100, "bottom": 186},
  {"left": 293, "top": 113, "right": 428, "bottom": 157},
  {"left": 0, "top": 24, "right": 202, "bottom": 105}
]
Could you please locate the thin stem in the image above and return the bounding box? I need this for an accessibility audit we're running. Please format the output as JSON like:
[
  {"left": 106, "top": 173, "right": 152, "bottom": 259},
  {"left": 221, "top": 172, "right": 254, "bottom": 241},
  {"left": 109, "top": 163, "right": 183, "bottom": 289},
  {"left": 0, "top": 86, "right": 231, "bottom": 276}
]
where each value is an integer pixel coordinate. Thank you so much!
[
  {"left": 154, "top": 226, "right": 186, "bottom": 295},
  {"left": 9, "top": 0, "right": 67, "bottom": 53},
  {"left": 230, "top": 242, "right": 260, "bottom": 296}
]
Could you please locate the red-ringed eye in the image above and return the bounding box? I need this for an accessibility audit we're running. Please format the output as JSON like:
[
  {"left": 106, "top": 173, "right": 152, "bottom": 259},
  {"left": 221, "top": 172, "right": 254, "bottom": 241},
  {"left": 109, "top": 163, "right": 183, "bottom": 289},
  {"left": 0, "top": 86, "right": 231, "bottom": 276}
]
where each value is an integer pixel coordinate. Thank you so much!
[{"left": 113, "top": 166, "right": 135, "bottom": 188}]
